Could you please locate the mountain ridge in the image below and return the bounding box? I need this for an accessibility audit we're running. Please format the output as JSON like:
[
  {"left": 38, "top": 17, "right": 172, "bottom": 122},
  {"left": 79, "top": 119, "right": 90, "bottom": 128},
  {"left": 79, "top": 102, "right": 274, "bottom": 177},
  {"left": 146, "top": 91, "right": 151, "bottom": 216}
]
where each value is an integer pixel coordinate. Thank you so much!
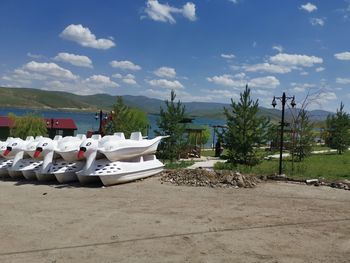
[{"left": 0, "top": 87, "right": 332, "bottom": 122}]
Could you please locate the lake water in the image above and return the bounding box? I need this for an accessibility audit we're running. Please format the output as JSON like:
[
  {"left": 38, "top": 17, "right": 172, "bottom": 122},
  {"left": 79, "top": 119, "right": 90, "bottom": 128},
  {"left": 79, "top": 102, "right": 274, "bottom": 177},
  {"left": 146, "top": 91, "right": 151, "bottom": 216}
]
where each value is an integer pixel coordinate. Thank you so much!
[{"left": 0, "top": 108, "right": 225, "bottom": 147}]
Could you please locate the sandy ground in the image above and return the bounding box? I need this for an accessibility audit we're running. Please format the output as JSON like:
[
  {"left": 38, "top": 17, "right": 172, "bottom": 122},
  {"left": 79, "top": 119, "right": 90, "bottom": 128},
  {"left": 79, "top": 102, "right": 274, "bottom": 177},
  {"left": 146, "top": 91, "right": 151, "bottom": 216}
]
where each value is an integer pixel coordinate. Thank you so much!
[{"left": 0, "top": 176, "right": 349, "bottom": 263}]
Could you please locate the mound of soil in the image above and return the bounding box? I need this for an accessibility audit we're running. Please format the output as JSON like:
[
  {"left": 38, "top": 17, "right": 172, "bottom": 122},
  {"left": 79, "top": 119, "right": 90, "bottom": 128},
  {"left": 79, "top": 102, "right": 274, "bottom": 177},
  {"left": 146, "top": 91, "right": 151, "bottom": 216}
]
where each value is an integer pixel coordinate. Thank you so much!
[{"left": 160, "top": 169, "right": 260, "bottom": 188}]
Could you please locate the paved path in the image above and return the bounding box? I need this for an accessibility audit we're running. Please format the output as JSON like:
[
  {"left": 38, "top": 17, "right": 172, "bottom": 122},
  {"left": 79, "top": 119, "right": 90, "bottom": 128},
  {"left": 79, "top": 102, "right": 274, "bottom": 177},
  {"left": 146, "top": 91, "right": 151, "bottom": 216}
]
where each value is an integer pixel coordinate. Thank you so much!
[{"left": 187, "top": 158, "right": 226, "bottom": 169}]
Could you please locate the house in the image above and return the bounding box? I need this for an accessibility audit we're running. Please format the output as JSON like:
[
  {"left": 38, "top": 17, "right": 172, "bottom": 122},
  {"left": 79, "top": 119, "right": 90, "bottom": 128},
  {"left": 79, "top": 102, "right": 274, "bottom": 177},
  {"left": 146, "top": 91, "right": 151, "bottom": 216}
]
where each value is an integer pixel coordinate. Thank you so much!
[
  {"left": 45, "top": 118, "right": 77, "bottom": 138},
  {"left": 0, "top": 116, "right": 77, "bottom": 140}
]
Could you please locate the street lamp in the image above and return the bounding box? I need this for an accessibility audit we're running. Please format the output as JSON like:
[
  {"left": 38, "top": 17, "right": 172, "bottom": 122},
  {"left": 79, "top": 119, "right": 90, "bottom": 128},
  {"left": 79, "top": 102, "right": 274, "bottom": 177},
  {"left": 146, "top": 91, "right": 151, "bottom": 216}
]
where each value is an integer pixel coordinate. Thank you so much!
[
  {"left": 95, "top": 110, "right": 109, "bottom": 134},
  {"left": 46, "top": 118, "right": 59, "bottom": 138},
  {"left": 272, "top": 92, "right": 296, "bottom": 175}
]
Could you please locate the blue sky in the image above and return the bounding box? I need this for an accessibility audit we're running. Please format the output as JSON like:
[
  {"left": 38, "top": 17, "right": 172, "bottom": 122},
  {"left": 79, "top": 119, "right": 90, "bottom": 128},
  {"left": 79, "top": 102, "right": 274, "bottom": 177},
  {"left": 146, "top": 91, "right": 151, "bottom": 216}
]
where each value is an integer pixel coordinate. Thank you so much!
[{"left": 1, "top": 0, "right": 350, "bottom": 112}]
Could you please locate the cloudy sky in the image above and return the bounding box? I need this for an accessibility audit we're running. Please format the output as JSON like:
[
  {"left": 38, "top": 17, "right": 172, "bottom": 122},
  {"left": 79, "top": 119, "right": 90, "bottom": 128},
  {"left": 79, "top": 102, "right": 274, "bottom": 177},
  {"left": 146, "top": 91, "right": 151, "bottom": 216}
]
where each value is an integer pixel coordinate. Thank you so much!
[{"left": 1, "top": 0, "right": 350, "bottom": 111}]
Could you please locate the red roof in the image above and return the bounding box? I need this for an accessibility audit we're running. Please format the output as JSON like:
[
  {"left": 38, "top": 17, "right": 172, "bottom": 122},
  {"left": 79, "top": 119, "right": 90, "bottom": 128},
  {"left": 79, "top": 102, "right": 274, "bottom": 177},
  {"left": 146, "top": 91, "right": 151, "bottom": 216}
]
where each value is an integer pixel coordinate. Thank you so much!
[
  {"left": 44, "top": 118, "right": 77, "bottom": 130},
  {"left": 0, "top": 116, "right": 14, "bottom": 128},
  {"left": 0, "top": 116, "right": 77, "bottom": 130}
]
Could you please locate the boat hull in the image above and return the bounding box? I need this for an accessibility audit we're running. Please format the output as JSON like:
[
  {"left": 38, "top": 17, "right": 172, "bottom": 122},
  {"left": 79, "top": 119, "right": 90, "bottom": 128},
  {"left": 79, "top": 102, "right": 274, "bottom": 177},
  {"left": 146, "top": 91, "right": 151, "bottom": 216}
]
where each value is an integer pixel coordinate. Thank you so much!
[
  {"left": 101, "top": 137, "right": 162, "bottom": 162},
  {"left": 8, "top": 170, "right": 24, "bottom": 179},
  {"left": 54, "top": 172, "right": 78, "bottom": 184},
  {"left": 35, "top": 172, "right": 56, "bottom": 181},
  {"left": 77, "top": 175, "right": 100, "bottom": 184},
  {"left": 22, "top": 170, "right": 37, "bottom": 180},
  {"left": 49, "top": 160, "right": 83, "bottom": 184},
  {"left": 99, "top": 166, "right": 163, "bottom": 186},
  {"left": 0, "top": 159, "right": 13, "bottom": 178}
]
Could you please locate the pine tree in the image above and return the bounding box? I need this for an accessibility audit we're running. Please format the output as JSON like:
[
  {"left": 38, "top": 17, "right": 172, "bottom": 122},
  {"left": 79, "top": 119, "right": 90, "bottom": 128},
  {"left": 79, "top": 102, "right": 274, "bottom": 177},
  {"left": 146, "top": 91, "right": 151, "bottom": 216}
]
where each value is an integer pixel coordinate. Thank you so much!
[
  {"left": 326, "top": 102, "right": 350, "bottom": 154},
  {"left": 223, "top": 85, "right": 270, "bottom": 165},
  {"left": 155, "top": 90, "right": 186, "bottom": 161}
]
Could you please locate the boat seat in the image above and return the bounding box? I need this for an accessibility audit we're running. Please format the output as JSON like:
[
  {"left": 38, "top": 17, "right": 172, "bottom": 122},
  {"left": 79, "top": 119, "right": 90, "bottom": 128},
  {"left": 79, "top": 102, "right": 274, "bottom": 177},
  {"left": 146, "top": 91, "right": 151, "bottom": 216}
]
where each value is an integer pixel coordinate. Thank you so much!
[
  {"left": 76, "top": 134, "right": 87, "bottom": 140},
  {"left": 113, "top": 132, "right": 125, "bottom": 140},
  {"left": 91, "top": 134, "right": 102, "bottom": 140},
  {"left": 25, "top": 136, "right": 34, "bottom": 141},
  {"left": 54, "top": 135, "right": 63, "bottom": 141},
  {"left": 130, "top": 132, "right": 143, "bottom": 141}
]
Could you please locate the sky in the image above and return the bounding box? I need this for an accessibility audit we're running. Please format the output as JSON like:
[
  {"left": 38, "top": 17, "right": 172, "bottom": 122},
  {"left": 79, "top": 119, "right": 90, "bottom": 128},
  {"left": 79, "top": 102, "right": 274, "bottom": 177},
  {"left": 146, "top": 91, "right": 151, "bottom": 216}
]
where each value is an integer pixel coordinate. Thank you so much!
[{"left": 1, "top": 0, "right": 350, "bottom": 112}]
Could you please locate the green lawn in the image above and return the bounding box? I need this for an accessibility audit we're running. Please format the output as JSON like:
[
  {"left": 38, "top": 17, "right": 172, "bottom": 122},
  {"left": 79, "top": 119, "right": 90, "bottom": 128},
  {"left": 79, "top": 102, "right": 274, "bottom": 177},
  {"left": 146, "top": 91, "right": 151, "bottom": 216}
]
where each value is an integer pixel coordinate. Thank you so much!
[
  {"left": 215, "top": 151, "right": 350, "bottom": 181},
  {"left": 165, "top": 160, "right": 195, "bottom": 169}
]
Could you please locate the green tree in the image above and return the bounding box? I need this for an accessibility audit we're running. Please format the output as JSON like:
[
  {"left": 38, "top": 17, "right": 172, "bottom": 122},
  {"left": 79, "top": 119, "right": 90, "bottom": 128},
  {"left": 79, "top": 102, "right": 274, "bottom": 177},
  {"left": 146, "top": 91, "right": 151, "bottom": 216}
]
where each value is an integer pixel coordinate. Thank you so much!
[
  {"left": 326, "top": 102, "right": 350, "bottom": 154},
  {"left": 9, "top": 113, "right": 47, "bottom": 139},
  {"left": 106, "top": 96, "right": 149, "bottom": 138},
  {"left": 155, "top": 90, "right": 186, "bottom": 161},
  {"left": 223, "top": 85, "right": 270, "bottom": 165}
]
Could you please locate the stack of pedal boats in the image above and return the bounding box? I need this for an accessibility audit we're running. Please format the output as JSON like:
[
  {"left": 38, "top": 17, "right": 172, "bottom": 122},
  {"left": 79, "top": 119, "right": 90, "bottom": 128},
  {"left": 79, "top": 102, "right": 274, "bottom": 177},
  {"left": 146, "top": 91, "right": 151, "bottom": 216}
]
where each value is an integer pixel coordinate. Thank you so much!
[{"left": 0, "top": 132, "right": 165, "bottom": 186}]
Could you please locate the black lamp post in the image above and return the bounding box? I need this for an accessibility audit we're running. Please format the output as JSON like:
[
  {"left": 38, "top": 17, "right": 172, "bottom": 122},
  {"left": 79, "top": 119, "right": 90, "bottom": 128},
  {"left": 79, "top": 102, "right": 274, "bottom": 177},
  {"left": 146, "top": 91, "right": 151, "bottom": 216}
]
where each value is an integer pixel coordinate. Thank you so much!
[
  {"left": 46, "top": 118, "right": 59, "bottom": 138},
  {"left": 95, "top": 110, "right": 108, "bottom": 134},
  {"left": 272, "top": 92, "right": 296, "bottom": 175}
]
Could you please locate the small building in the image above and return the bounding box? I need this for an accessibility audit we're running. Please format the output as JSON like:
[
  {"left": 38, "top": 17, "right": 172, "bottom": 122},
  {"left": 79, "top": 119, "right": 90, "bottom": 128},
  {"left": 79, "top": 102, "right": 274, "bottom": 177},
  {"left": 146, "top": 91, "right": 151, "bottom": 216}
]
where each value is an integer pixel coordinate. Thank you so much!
[
  {"left": 0, "top": 116, "right": 14, "bottom": 140},
  {"left": 45, "top": 118, "right": 77, "bottom": 138},
  {"left": 0, "top": 116, "right": 77, "bottom": 140}
]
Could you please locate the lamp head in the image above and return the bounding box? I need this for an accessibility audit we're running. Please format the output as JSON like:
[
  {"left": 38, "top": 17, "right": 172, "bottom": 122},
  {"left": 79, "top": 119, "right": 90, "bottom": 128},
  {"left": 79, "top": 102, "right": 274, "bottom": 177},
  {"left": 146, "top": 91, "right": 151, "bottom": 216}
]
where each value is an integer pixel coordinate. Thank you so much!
[
  {"left": 272, "top": 97, "right": 277, "bottom": 108},
  {"left": 291, "top": 96, "right": 296, "bottom": 108}
]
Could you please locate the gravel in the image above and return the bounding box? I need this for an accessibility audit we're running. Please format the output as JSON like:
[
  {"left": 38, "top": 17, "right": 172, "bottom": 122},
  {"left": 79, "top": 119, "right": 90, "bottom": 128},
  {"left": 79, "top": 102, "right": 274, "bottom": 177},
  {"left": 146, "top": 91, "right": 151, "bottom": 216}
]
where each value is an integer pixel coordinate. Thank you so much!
[{"left": 160, "top": 169, "right": 260, "bottom": 188}]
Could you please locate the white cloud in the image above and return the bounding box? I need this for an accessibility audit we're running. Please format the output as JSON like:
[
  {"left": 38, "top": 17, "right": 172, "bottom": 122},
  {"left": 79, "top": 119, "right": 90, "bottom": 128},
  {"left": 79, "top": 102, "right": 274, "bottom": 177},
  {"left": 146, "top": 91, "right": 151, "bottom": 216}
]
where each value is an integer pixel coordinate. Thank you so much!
[
  {"left": 229, "top": 0, "right": 239, "bottom": 4},
  {"left": 84, "top": 75, "right": 119, "bottom": 88},
  {"left": 113, "top": 73, "right": 137, "bottom": 85},
  {"left": 300, "top": 3, "right": 317, "bottom": 13},
  {"left": 269, "top": 53, "right": 323, "bottom": 67},
  {"left": 207, "top": 74, "right": 279, "bottom": 89},
  {"left": 334, "top": 51, "right": 350, "bottom": 60},
  {"left": 154, "top": 66, "right": 176, "bottom": 78},
  {"left": 336, "top": 78, "right": 350, "bottom": 84},
  {"left": 182, "top": 2, "right": 197, "bottom": 21},
  {"left": 207, "top": 74, "right": 244, "bottom": 88},
  {"left": 310, "top": 17, "right": 325, "bottom": 26},
  {"left": 290, "top": 82, "right": 316, "bottom": 93},
  {"left": 54, "top": 52, "right": 93, "bottom": 68},
  {"left": 272, "top": 45, "right": 283, "bottom": 53},
  {"left": 244, "top": 63, "right": 291, "bottom": 74},
  {"left": 110, "top": 60, "right": 141, "bottom": 71},
  {"left": 221, "top": 53, "right": 235, "bottom": 59},
  {"left": 27, "top": 52, "right": 44, "bottom": 59},
  {"left": 300, "top": 71, "right": 309, "bottom": 76},
  {"left": 311, "top": 92, "right": 337, "bottom": 106},
  {"left": 143, "top": 0, "right": 197, "bottom": 24},
  {"left": 23, "top": 61, "right": 78, "bottom": 80},
  {"left": 315, "top": 67, "right": 325, "bottom": 72},
  {"left": 60, "top": 24, "right": 115, "bottom": 50},
  {"left": 147, "top": 78, "right": 184, "bottom": 89},
  {"left": 249, "top": 76, "right": 280, "bottom": 89}
]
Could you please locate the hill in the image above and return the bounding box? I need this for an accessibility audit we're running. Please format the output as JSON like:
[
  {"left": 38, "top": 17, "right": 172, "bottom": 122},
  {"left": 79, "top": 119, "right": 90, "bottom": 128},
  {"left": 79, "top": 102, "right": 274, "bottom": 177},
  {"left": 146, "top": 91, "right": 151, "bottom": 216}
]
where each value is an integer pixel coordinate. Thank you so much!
[{"left": 0, "top": 87, "right": 332, "bottom": 122}]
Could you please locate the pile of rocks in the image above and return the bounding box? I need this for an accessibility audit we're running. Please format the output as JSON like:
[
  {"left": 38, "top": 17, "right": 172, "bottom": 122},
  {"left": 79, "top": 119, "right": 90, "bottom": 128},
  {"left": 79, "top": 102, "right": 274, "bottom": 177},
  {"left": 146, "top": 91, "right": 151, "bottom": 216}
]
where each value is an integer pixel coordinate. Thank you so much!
[{"left": 160, "top": 169, "right": 259, "bottom": 188}]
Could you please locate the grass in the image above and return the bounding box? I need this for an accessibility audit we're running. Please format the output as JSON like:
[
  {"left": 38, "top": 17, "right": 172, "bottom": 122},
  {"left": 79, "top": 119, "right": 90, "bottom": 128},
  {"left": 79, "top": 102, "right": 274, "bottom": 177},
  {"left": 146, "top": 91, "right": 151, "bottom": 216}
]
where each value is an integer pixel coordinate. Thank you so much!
[
  {"left": 165, "top": 160, "right": 195, "bottom": 169},
  {"left": 214, "top": 151, "right": 350, "bottom": 181}
]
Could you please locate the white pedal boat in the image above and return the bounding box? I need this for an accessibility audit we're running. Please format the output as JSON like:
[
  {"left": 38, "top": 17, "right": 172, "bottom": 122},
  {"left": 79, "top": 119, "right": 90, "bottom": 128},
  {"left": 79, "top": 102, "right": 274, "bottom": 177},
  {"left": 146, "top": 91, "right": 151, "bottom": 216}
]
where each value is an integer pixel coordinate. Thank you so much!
[
  {"left": 5, "top": 136, "right": 44, "bottom": 180},
  {"left": 91, "top": 155, "right": 163, "bottom": 186},
  {"left": 48, "top": 134, "right": 86, "bottom": 183},
  {"left": 3, "top": 137, "right": 36, "bottom": 179},
  {"left": 33, "top": 136, "right": 62, "bottom": 181},
  {"left": 99, "top": 132, "right": 166, "bottom": 161},
  {"left": 0, "top": 138, "right": 13, "bottom": 177},
  {"left": 77, "top": 132, "right": 165, "bottom": 186}
]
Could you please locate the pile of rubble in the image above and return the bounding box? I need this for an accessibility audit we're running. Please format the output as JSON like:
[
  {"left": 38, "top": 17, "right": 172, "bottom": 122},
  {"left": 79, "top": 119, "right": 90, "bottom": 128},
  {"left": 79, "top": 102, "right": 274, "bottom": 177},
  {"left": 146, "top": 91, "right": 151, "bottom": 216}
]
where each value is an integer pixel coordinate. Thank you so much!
[{"left": 160, "top": 169, "right": 260, "bottom": 188}]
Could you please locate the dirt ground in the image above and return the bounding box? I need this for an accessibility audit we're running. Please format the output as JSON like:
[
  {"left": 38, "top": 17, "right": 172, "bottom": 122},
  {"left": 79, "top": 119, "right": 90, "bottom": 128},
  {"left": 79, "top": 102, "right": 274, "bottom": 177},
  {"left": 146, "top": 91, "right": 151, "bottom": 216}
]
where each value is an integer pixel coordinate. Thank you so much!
[{"left": 0, "top": 176, "right": 349, "bottom": 263}]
